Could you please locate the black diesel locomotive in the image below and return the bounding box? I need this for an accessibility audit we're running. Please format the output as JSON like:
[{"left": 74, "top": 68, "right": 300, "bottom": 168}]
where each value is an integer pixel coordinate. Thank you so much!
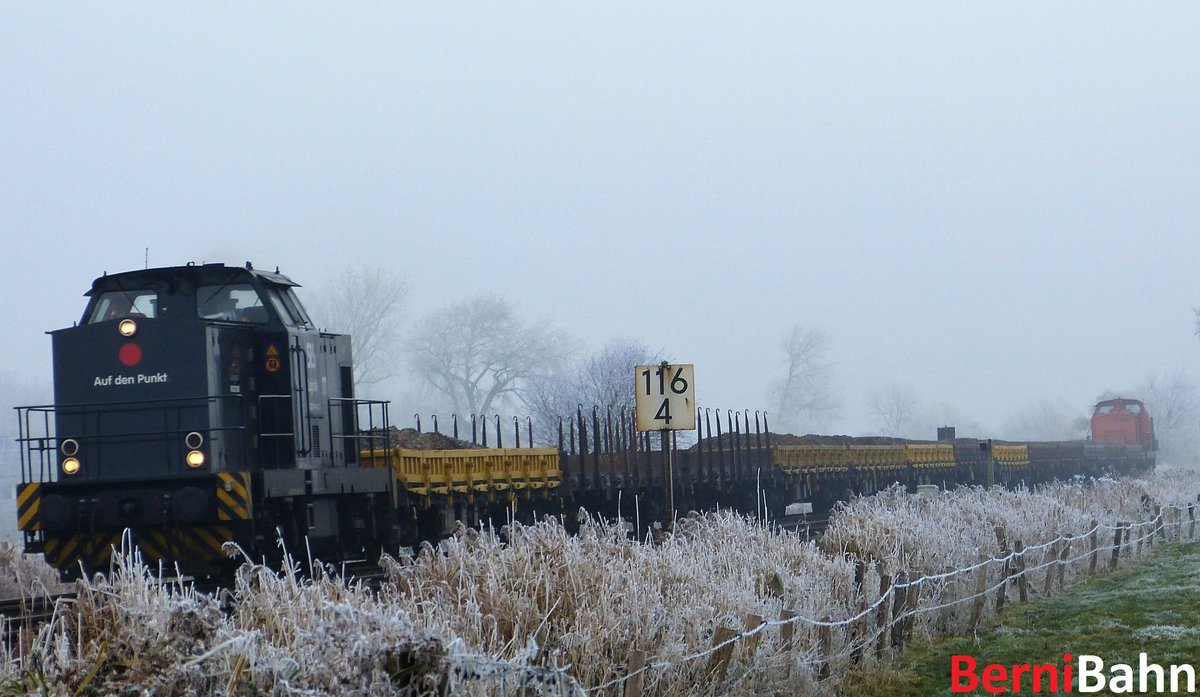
[{"left": 16, "top": 263, "right": 398, "bottom": 577}]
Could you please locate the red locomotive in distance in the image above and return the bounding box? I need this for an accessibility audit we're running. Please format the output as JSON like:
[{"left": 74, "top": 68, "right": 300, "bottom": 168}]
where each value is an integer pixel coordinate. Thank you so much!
[{"left": 1091, "top": 398, "right": 1156, "bottom": 450}]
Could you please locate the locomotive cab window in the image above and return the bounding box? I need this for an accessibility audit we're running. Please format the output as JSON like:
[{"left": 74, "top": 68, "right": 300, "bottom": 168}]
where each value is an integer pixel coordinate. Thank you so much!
[
  {"left": 198, "top": 283, "right": 269, "bottom": 323},
  {"left": 88, "top": 290, "right": 158, "bottom": 323},
  {"left": 265, "top": 287, "right": 314, "bottom": 328}
]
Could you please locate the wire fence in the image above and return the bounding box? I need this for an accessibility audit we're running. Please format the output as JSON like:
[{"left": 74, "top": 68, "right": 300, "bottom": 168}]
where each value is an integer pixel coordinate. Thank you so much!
[{"left": 438, "top": 503, "right": 1197, "bottom": 696}]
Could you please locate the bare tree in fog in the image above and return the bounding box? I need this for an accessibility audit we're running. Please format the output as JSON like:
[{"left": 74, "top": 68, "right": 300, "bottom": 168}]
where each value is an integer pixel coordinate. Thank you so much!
[
  {"left": 0, "top": 371, "right": 52, "bottom": 437},
  {"left": 1002, "top": 397, "right": 1088, "bottom": 442},
  {"left": 768, "top": 324, "right": 839, "bottom": 434},
  {"left": 525, "top": 339, "right": 660, "bottom": 443},
  {"left": 306, "top": 266, "right": 408, "bottom": 395},
  {"left": 405, "top": 295, "right": 573, "bottom": 418},
  {"left": 1137, "top": 368, "right": 1199, "bottom": 460},
  {"left": 868, "top": 384, "right": 920, "bottom": 437}
]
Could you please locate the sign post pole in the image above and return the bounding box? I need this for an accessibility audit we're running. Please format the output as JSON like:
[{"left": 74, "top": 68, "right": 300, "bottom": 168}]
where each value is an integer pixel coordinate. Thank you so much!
[{"left": 662, "top": 427, "right": 673, "bottom": 528}]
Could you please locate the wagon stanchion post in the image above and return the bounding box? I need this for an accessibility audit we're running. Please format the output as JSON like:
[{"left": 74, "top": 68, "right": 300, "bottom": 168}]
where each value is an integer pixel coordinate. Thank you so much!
[{"left": 606, "top": 407, "right": 616, "bottom": 493}]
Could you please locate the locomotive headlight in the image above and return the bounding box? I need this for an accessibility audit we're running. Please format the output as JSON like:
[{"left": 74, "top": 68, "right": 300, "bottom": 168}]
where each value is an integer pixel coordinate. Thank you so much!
[
  {"left": 60, "top": 438, "right": 79, "bottom": 457},
  {"left": 62, "top": 457, "right": 81, "bottom": 475},
  {"left": 184, "top": 431, "right": 204, "bottom": 449},
  {"left": 118, "top": 319, "right": 138, "bottom": 337},
  {"left": 186, "top": 450, "right": 206, "bottom": 468}
]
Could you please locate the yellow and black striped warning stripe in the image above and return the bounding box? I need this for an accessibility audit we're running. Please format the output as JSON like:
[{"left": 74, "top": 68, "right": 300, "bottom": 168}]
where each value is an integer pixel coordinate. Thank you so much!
[
  {"left": 44, "top": 530, "right": 123, "bottom": 571},
  {"left": 16, "top": 483, "right": 40, "bottom": 532},
  {"left": 44, "top": 526, "right": 237, "bottom": 571},
  {"left": 215, "top": 471, "right": 253, "bottom": 521},
  {"left": 136, "top": 525, "right": 235, "bottom": 564}
]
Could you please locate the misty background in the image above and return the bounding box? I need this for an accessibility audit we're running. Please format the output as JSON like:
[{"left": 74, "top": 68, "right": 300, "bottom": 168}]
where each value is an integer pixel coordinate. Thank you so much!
[{"left": 3, "top": 4, "right": 1199, "bottom": 461}]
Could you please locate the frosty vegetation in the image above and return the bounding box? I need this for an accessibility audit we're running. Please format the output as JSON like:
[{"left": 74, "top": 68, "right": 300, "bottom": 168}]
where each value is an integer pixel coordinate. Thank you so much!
[{"left": 1, "top": 467, "right": 1197, "bottom": 696}]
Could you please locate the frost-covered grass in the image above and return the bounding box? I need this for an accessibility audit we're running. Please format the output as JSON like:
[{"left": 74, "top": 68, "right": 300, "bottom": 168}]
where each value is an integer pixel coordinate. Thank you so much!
[
  {"left": 0, "top": 466, "right": 1196, "bottom": 696},
  {"left": 842, "top": 539, "right": 1200, "bottom": 697},
  {"left": 0, "top": 542, "right": 61, "bottom": 601}
]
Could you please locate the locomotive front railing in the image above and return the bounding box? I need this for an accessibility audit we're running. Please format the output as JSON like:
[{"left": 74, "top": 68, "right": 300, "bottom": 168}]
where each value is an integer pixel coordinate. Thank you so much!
[
  {"left": 328, "top": 397, "right": 391, "bottom": 468},
  {"left": 15, "top": 394, "right": 250, "bottom": 483}
]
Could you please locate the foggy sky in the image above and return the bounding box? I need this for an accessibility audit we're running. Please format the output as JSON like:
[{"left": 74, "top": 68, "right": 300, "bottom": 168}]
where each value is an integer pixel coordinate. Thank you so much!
[{"left": 2, "top": 3, "right": 1198, "bottom": 435}]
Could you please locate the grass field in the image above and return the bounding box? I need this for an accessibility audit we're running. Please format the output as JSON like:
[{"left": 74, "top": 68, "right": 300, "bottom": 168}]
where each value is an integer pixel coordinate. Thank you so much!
[{"left": 842, "top": 541, "right": 1200, "bottom": 697}]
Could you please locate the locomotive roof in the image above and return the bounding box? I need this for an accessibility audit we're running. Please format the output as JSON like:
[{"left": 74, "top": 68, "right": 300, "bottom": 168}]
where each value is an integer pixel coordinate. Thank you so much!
[
  {"left": 85, "top": 263, "right": 299, "bottom": 296},
  {"left": 1095, "top": 397, "right": 1145, "bottom": 407}
]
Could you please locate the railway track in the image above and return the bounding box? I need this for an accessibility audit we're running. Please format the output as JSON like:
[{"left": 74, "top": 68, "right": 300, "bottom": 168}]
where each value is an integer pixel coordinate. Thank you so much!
[
  {"left": 776, "top": 515, "right": 829, "bottom": 538},
  {"left": 0, "top": 593, "right": 76, "bottom": 644}
]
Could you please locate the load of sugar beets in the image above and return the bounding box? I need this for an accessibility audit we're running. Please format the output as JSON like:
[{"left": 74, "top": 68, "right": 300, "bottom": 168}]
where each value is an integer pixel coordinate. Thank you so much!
[{"left": 14, "top": 263, "right": 1156, "bottom": 579}]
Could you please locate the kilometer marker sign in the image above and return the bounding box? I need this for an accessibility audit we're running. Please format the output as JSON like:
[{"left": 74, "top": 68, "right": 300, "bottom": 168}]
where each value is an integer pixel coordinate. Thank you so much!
[{"left": 635, "top": 362, "right": 696, "bottom": 432}]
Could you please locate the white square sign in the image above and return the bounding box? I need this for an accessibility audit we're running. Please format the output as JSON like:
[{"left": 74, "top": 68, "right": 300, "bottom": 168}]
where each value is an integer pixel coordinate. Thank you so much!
[{"left": 634, "top": 363, "right": 696, "bottom": 432}]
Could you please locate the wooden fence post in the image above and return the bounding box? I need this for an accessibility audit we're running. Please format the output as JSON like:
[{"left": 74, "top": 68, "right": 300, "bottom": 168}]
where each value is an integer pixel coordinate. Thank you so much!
[
  {"left": 890, "top": 571, "right": 909, "bottom": 648},
  {"left": 624, "top": 650, "right": 646, "bottom": 697},
  {"left": 779, "top": 609, "right": 795, "bottom": 653},
  {"left": 1042, "top": 543, "right": 1056, "bottom": 595},
  {"left": 742, "top": 614, "right": 764, "bottom": 659},
  {"left": 875, "top": 573, "right": 892, "bottom": 657},
  {"left": 1013, "top": 541, "right": 1028, "bottom": 603},
  {"left": 1056, "top": 538, "right": 1070, "bottom": 588},
  {"left": 1189, "top": 504, "right": 1195, "bottom": 540},
  {"left": 817, "top": 616, "right": 833, "bottom": 681},
  {"left": 1110, "top": 525, "right": 1123, "bottom": 570},
  {"left": 968, "top": 563, "right": 989, "bottom": 630},
  {"left": 994, "top": 526, "right": 1010, "bottom": 612},
  {"left": 1088, "top": 521, "right": 1099, "bottom": 574},
  {"left": 1157, "top": 506, "right": 1167, "bottom": 542},
  {"left": 706, "top": 627, "right": 737, "bottom": 682},
  {"left": 994, "top": 559, "right": 1009, "bottom": 612},
  {"left": 902, "top": 577, "right": 921, "bottom": 643},
  {"left": 848, "top": 557, "right": 867, "bottom": 665}
]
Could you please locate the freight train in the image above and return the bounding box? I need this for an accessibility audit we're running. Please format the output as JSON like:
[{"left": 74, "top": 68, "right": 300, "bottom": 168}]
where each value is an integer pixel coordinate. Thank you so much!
[{"left": 14, "top": 263, "right": 1156, "bottom": 578}]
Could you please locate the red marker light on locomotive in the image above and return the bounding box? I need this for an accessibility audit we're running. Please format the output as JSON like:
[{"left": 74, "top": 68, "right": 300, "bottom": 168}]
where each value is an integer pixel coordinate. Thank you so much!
[{"left": 118, "top": 342, "right": 142, "bottom": 367}]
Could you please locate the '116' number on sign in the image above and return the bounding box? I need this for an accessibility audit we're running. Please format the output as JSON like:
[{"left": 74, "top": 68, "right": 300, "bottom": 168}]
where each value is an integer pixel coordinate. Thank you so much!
[{"left": 634, "top": 363, "right": 695, "bottom": 432}]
